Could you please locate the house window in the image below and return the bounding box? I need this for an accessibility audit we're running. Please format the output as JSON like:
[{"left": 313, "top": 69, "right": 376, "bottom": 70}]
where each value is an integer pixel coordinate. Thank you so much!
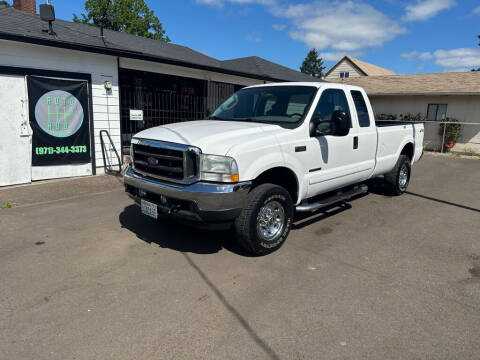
[
  {"left": 340, "top": 72, "right": 350, "bottom": 79},
  {"left": 427, "top": 104, "right": 448, "bottom": 121}
]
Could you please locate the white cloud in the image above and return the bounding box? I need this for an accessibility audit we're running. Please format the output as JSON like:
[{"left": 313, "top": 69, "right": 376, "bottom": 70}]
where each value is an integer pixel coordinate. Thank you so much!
[
  {"left": 473, "top": 6, "right": 480, "bottom": 15},
  {"left": 401, "top": 50, "right": 419, "bottom": 60},
  {"left": 272, "top": 24, "right": 286, "bottom": 31},
  {"left": 419, "top": 51, "right": 433, "bottom": 60},
  {"left": 403, "top": 0, "right": 456, "bottom": 21},
  {"left": 280, "top": 1, "right": 405, "bottom": 51},
  {"left": 197, "top": 0, "right": 405, "bottom": 54},
  {"left": 433, "top": 48, "right": 480, "bottom": 70},
  {"left": 196, "top": 0, "right": 224, "bottom": 7},
  {"left": 401, "top": 50, "right": 434, "bottom": 61},
  {"left": 245, "top": 32, "right": 263, "bottom": 42},
  {"left": 196, "top": 0, "right": 275, "bottom": 7}
]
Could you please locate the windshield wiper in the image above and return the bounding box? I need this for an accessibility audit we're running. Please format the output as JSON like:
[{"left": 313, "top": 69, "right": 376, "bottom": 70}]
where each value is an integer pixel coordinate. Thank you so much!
[
  {"left": 233, "top": 117, "right": 258, "bottom": 122},
  {"left": 209, "top": 116, "right": 225, "bottom": 120}
]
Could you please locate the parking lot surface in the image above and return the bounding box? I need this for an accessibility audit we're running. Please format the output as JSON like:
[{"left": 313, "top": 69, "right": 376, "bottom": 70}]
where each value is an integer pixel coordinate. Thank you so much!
[{"left": 1, "top": 154, "right": 480, "bottom": 360}]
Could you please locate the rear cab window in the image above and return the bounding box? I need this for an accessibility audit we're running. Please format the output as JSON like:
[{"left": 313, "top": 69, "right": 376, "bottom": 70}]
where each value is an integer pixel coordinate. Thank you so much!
[{"left": 350, "top": 90, "right": 371, "bottom": 127}]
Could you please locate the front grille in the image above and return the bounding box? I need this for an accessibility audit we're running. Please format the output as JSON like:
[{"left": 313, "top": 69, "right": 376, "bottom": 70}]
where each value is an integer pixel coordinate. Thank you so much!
[{"left": 132, "top": 140, "right": 199, "bottom": 183}]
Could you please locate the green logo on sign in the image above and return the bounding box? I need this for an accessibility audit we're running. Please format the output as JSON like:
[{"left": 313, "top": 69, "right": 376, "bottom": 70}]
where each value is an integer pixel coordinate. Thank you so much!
[{"left": 35, "top": 90, "right": 84, "bottom": 138}]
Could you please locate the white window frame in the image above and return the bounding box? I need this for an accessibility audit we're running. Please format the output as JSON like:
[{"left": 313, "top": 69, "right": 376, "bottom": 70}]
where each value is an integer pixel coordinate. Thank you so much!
[{"left": 427, "top": 104, "right": 448, "bottom": 121}]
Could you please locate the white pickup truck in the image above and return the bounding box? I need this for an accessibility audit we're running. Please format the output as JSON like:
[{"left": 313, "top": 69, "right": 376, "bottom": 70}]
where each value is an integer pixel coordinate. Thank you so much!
[{"left": 124, "top": 82, "right": 424, "bottom": 255}]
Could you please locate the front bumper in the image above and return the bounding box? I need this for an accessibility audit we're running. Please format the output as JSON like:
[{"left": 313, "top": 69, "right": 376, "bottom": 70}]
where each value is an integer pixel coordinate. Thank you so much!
[{"left": 124, "top": 165, "right": 251, "bottom": 224}]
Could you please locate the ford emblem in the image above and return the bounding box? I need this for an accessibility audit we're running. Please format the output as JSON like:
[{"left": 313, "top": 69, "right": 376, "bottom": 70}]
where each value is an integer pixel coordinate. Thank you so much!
[{"left": 147, "top": 157, "right": 158, "bottom": 166}]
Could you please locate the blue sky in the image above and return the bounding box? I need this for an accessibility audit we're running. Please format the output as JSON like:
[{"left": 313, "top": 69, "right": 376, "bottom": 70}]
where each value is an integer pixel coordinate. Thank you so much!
[{"left": 49, "top": 0, "right": 480, "bottom": 74}]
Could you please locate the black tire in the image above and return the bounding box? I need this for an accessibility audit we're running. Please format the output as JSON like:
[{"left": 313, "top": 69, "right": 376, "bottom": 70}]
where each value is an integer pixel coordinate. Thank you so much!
[
  {"left": 234, "top": 183, "right": 293, "bottom": 255},
  {"left": 384, "top": 155, "right": 411, "bottom": 195}
]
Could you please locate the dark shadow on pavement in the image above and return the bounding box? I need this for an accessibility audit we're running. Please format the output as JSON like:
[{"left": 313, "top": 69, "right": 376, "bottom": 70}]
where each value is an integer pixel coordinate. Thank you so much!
[
  {"left": 293, "top": 202, "right": 352, "bottom": 230},
  {"left": 364, "top": 177, "right": 392, "bottom": 197},
  {"left": 119, "top": 205, "right": 253, "bottom": 256},
  {"left": 406, "top": 191, "right": 480, "bottom": 213}
]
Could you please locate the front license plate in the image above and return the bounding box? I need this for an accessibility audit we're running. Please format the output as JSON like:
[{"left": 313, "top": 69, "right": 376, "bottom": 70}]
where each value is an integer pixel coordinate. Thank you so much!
[{"left": 141, "top": 199, "right": 158, "bottom": 219}]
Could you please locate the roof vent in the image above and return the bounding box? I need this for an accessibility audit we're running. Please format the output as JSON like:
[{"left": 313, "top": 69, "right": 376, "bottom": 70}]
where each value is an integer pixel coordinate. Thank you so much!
[{"left": 40, "top": 1, "right": 55, "bottom": 35}]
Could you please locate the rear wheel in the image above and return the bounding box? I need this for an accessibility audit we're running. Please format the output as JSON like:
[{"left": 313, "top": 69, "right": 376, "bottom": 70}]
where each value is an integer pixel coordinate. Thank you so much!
[
  {"left": 234, "top": 183, "right": 293, "bottom": 255},
  {"left": 384, "top": 155, "right": 411, "bottom": 195}
]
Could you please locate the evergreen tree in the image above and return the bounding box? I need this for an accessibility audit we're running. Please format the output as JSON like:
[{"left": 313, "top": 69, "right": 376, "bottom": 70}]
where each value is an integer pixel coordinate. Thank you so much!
[{"left": 300, "top": 49, "right": 325, "bottom": 78}]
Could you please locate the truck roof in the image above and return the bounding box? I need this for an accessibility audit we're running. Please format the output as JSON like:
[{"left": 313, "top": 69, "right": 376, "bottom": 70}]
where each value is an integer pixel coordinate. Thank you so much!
[{"left": 245, "top": 82, "right": 365, "bottom": 92}]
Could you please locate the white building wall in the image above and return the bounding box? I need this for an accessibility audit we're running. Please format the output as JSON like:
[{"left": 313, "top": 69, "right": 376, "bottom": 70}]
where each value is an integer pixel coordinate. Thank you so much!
[
  {"left": 325, "top": 60, "right": 363, "bottom": 81},
  {"left": 0, "top": 39, "right": 120, "bottom": 174},
  {"left": 371, "top": 95, "right": 480, "bottom": 151}
]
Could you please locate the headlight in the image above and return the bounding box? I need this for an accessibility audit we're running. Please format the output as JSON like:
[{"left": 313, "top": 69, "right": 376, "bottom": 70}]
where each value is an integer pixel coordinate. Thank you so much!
[{"left": 200, "top": 154, "right": 239, "bottom": 183}]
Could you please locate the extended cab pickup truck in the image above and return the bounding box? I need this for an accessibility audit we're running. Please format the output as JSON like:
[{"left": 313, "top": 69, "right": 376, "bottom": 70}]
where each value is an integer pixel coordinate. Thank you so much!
[{"left": 124, "top": 82, "right": 424, "bottom": 255}]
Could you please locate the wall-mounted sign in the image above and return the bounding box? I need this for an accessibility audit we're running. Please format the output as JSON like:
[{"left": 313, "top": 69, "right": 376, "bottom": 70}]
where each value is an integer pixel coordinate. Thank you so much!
[
  {"left": 130, "top": 109, "right": 143, "bottom": 121},
  {"left": 27, "top": 76, "right": 91, "bottom": 166}
]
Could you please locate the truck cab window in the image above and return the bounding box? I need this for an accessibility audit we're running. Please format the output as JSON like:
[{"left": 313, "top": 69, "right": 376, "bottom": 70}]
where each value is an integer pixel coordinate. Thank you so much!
[
  {"left": 311, "top": 89, "right": 351, "bottom": 137},
  {"left": 351, "top": 90, "right": 371, "bottom": 127}
]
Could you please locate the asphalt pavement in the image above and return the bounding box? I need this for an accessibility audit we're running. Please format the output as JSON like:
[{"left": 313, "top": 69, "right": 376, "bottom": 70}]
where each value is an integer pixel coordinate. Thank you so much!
[{"left": 1, "top": 154, "right": 479, "bottom": 360}]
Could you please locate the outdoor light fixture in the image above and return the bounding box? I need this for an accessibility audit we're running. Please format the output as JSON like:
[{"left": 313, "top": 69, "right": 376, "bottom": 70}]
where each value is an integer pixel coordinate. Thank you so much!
[{"left": 104, "top": 80, "right": 113, "bottom": 90}]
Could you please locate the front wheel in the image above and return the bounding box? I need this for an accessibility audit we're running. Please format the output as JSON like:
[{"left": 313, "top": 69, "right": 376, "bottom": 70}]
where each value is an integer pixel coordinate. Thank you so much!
[
  {"left": 384, "top": 155, "right": 411, "bottom": 195},
  {"left": 234, "top": 183, "right": 293, "bottom": 255}
]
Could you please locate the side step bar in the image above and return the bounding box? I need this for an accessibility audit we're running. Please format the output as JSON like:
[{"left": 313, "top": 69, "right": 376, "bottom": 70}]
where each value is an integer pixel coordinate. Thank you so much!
[{"left": 295, "top": 184, "right": 368, "bottom": 212}]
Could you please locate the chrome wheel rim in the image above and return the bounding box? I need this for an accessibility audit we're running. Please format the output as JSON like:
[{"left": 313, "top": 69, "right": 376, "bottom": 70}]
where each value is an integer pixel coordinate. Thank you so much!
[
  {"left": 257, "top": 200, "right": 285, "bottom": 242},
  {"left": 399, "top": 164, "right": 409, "bottom": 189}
]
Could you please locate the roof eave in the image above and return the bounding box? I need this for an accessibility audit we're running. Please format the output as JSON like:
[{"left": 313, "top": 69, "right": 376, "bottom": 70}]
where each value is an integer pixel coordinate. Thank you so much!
[{"left": 0, "top": 32, "right": 295, "bottom": 83}]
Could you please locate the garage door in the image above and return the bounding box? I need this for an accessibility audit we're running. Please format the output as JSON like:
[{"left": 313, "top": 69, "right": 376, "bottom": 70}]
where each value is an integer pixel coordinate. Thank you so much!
[{"left": 0, "top": 75, "right": 32, "bottom": 186}]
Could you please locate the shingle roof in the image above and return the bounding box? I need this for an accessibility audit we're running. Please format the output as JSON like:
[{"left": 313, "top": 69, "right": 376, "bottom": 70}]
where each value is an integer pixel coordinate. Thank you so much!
[
  {"left": 343, "top": 71, "right": 480, "bottom": 95},
  {"left": 325, "top": 56, "right": 395, "bottom": 77},
  {"left": 222, "top": 56, "right": 318, "bottom": 82},
  {"left": 346, "top": 56, "right": 395, "bottom": 76},
  {"left": 0, "top": 6, "right": 315, "bottom": 82}
]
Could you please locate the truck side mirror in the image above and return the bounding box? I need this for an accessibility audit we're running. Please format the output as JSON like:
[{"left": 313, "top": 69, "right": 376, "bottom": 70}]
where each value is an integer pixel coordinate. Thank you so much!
[{"left": 332, "top": 110, "right": 350, "bottom": 137}]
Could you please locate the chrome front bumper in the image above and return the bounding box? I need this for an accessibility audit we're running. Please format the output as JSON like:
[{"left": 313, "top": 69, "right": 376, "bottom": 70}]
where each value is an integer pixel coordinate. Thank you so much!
[{"left": 124, "top": 165, "right": 251, "bottom": 223}]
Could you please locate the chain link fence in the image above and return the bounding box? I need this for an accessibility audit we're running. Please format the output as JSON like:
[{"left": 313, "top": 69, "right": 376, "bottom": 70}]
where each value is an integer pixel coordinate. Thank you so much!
[{"left": 421, "top": 120, "right": 480, "bottom": 155}]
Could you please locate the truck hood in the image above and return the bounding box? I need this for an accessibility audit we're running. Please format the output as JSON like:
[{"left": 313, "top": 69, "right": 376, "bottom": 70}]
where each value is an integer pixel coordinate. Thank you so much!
[{"left": 133, "top": 120, "right": 286, "bottom": 155}]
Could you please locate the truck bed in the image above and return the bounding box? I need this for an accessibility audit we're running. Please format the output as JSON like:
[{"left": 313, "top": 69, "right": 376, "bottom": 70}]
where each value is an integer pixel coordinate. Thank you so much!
[
  {"left": 375, "top": 120, "right": 424, "bottom": 127},
  {"left": 372, "top": 121, "right": 425, "bottom": 177}
]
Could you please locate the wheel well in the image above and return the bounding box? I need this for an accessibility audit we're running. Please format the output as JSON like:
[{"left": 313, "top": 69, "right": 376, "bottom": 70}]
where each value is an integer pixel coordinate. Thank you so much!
[
  {"left": 401, "top": 143, "right": 414, "bottom": 161},
  {"left": 252, "top": 167, "right": 299, "bottom": 203}
]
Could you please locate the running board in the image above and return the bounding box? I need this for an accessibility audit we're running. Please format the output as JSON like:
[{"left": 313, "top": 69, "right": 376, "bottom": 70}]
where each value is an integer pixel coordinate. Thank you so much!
[{"left": 295, "top": 184, "right": 368, "bottom": 212}]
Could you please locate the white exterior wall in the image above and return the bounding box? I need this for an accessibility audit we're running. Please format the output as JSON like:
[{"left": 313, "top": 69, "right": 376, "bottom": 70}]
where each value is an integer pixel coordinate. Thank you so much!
[
  {"left": 0, "top": 39, "right": 120, "bottom": 174},
  {"left": 325, "top": 60, "right": 363, "bottom": 81},
  {"left": 371, "top": 95, "right": 480, "bottom": 151}
]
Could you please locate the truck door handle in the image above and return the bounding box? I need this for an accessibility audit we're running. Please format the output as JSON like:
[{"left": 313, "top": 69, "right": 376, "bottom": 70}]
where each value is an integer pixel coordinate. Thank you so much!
[{"left": 353, "top": 136, "right": 358, "bottom": 149}]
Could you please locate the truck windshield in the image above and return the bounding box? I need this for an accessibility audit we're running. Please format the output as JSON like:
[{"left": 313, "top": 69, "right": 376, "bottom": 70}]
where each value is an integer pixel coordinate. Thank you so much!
[{"left": 210, "top": 86, "right": 317, "bottom": 125}]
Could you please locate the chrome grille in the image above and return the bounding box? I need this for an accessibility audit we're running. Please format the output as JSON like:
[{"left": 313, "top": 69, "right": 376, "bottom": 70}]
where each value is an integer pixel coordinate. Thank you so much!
[{"left": 132, "top": 139, "right": 200, "bottom": 184}]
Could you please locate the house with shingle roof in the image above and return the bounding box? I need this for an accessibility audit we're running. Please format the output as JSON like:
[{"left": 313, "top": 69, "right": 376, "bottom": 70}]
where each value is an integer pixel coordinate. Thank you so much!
[
  {"left": 325, "top": 56, "right": 395, "bottom": 80},
  {"left": 343, "top": 72, "right": 480, "bottom": 152}
]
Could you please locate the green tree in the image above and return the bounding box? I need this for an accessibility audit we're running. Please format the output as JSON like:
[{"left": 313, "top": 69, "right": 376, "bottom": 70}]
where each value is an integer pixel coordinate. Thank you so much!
[
  {"left": 73, "top": 0, "right": 170, "bottom": 42},
  {"left": 0, "top": 0, "right": 11, "bottom": 6},
  {"left": 474, "top": 35, "right": 480, "bottom": 71},
  {"left": 299, "top": 48, "right": 325, "bottom": 78}
]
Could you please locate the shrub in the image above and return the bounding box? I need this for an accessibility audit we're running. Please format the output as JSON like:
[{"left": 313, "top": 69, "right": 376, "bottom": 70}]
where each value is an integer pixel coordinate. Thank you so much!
[
  {"left": 439, "top": 118, "right": 462, "bottom": 151},
  {"left": 376, "top": 113, "right": 397, "bottom": 120},
  {"left": 399, "top": 113, "right": 425, "bottom": 122}
]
